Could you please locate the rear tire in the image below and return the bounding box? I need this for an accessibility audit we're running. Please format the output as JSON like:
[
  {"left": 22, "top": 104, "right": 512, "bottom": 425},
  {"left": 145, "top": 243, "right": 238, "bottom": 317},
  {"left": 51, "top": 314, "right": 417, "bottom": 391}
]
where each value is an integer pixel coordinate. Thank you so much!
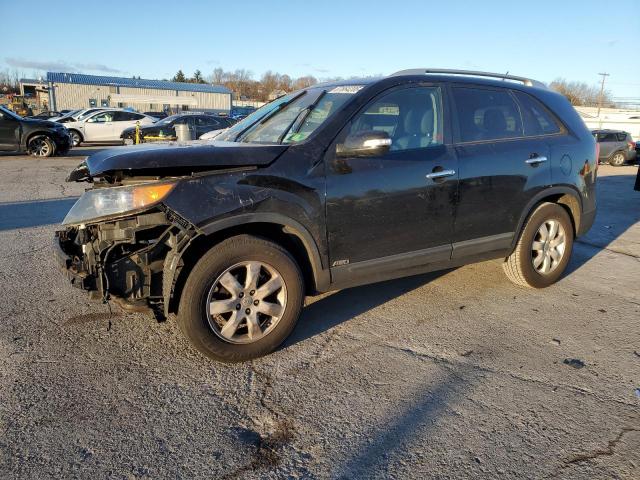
[
  {"left": 68, "top": 130, "right": 82, "bottom": 147},
  {"left": 503, "top": 203, "right": 574, "bottom": 288},
  {"left": 27, "top": 135, "right": 55, "bottom": 157},
  {"left": 177, "top": 234, "right": 304, "bottom": 362},
  {"left": 609, "top": 151, "right": 625, "bottom": 166}
]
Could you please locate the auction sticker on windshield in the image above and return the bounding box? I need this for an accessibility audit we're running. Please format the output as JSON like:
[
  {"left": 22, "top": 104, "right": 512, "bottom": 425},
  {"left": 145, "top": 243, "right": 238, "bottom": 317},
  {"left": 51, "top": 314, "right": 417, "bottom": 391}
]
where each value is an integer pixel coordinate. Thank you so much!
[{"left": 328, "top": 86, "right": 364, "bottom": 94}]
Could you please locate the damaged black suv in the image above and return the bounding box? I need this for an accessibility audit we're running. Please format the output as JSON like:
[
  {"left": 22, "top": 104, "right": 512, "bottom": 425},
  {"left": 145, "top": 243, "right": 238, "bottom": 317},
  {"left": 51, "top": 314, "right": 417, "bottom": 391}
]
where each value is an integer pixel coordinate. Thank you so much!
[{"left": 56, "top": 69, "right": 597, "bottom": 362}]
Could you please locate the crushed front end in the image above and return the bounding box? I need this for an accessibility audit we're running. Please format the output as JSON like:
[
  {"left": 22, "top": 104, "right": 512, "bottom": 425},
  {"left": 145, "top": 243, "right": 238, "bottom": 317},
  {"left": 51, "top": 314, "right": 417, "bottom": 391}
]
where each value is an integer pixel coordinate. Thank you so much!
[
  {"left": 55, "top": 157, "right": 202, "bottom": 319},
  {"left": 55, "top": 206, "right": 197, "bottom": 320}
]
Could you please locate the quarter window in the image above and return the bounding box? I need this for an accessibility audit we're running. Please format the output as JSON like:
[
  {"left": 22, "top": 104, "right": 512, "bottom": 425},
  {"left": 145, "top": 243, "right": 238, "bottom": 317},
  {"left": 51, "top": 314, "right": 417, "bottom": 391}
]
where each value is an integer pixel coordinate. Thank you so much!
[
  {"left": 452, "top": 87, "right": 522, "bottom": 142},
  {"left": 113, "top": 112, "right": 136, "bottom": 121},
  {"left": 348, "top": 86, "right": 444, "bottom": 151},
  {"left": 513, "top": 91, "right": 561, "bottom": 136},
  {"left": 615, "top": 133, "right": 628, "bottom": 141}
]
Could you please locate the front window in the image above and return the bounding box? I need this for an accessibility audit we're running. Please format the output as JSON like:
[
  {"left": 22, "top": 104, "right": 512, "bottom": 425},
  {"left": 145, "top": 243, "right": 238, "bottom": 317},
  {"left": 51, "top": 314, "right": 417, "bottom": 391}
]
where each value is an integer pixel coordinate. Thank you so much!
[
  {"left": 218, "top": 85, "right": 363, "bottom": 144},
  {"left": 0, "top": 106, "right": 22, "bottom": 120}
]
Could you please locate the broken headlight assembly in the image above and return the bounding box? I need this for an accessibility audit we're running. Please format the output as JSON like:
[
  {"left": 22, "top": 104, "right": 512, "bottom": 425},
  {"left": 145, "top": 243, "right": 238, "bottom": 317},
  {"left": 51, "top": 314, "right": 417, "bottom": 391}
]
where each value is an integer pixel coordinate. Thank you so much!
[{"left": 62, "top": 182, "right": 176, "bottom": 226}]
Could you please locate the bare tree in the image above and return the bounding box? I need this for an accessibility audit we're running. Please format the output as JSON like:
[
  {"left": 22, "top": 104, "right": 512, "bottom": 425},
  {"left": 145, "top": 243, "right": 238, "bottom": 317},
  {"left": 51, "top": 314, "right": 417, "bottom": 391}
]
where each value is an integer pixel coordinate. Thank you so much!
[
  {"left": 210, "top": 67, "right": 225, "bottom": 85},
  {"left": 292, "top": 75, "right": 318, "bottom": 90},
  {"left": 550, "top": 78, "right": 614, "bottom": 107},
  {"left": 0, "top": 69, "right": 21, "bottom": 94}
]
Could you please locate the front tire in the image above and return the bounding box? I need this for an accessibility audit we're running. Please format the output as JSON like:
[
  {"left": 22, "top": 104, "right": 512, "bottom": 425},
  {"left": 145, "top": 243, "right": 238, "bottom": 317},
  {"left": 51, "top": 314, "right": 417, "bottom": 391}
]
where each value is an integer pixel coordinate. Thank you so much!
[
  {"left": 503, "top": 203, "right": 574, "bottom": 288},
  {"left": 27, "top": 135, "right": 55, "bottom": 157},
  {"left": 177, "top": 235, "right": 304, "bottom": 362},
  {"left": 609, "top": 151, "right": 625, "bottom": 167}
]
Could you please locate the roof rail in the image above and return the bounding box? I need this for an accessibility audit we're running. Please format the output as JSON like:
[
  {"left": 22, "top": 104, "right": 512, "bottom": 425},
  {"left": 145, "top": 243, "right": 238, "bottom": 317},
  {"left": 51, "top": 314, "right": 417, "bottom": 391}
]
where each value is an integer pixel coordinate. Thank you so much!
[{"left": 390, "top": 68, "right": 547, "bottom": 89}]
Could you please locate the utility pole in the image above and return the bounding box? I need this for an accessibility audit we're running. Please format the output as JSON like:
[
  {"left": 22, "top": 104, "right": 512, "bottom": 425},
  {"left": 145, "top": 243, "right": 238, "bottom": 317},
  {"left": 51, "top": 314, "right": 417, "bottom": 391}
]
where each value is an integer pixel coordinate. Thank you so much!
[{"left": 596, "top": 72, "right": 609, "bottom": 125}]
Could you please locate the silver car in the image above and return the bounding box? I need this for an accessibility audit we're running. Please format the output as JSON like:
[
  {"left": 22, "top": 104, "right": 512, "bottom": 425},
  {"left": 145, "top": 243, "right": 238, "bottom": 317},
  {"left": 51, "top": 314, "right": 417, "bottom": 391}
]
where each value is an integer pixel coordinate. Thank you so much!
[{"left": 593, "top": 129, "right": 637, "bottom": 166}]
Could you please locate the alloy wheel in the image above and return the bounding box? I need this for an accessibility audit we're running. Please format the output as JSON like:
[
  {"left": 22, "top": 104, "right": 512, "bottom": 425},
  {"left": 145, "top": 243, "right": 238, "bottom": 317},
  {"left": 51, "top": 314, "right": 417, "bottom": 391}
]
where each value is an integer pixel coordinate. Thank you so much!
[
  {"left": 70, "top": 131, "right": 81, "bottom": 146},
  {"left": 531, "top": 220, "right": 566, "bottom": 275},
  {"left": 29, "top": 137, "right": 52, "bottom": 157},
  {"left": 206, "top": 261, "right": 287, "bottom": 344},
  {"left": 611, "top": 153, "right": 624, "bottom": 166}
]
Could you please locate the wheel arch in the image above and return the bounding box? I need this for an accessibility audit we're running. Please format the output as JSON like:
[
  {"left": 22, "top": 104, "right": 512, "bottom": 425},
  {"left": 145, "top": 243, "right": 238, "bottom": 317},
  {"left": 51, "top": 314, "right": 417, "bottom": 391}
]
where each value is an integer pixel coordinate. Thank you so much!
[
  {"left": 167, "top": 214, "right": 329, "bottom": 315},
  {"left": 25, "top": 130, "right": 55, "bottom": 147},
  {"left": 510, "top": 186, "right": 582, "bottom": 252}
]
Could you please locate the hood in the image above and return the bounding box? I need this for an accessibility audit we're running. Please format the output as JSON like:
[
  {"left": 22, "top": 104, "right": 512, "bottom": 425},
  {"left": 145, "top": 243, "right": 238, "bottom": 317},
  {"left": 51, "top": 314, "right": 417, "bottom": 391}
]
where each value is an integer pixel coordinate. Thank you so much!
[
  {"left": 82, "top": 141, "right": 289, "bottom": 178},
  {"left": 22, "top": 117, "right": 59, "bottom": 128}
]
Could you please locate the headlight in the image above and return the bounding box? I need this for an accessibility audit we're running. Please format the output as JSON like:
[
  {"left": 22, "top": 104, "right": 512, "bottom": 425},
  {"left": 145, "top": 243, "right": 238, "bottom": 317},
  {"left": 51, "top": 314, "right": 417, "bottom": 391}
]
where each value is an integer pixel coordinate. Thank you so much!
[{"left": 62, "top": 182, "right": 175, "bottom": 226}]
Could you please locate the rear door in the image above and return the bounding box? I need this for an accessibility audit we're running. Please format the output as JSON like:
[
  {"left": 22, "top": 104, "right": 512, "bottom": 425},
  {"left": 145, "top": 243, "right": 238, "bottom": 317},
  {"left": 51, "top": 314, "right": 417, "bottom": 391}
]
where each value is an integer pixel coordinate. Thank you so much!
[
  {"left": 450, "top": 86, "right": 551, "bottom": 258},
  {"left": 194, "top": 116, "right": 221, "bottom": 138},
  {"left": 596, "top": 132, "right": 617, "bottom": 158},
  {"left": 110, "top": 112, "right": 145, "bottom": 140}
]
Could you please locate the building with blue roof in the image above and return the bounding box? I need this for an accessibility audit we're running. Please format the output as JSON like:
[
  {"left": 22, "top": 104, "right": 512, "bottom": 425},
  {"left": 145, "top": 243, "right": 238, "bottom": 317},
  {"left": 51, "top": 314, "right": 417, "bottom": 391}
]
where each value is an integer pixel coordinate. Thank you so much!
[{"left": 44, "top": 72, "right": 232, "bottom": 114}]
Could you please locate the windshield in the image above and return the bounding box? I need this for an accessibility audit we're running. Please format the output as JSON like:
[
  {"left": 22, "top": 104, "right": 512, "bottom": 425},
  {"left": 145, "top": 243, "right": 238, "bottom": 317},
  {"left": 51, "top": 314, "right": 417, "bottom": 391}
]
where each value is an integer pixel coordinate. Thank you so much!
[
  {"left": 0, "top": 106, "right": 22, "bottom": 120},
  {"left": 218, "top": 85, "right": 362, "bottom": 144}
]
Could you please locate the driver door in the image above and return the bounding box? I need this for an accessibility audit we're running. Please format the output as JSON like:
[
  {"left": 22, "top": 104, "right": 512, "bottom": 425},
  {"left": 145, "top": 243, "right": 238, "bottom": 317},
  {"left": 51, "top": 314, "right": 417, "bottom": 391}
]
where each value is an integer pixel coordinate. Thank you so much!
[
  {"left": 0, "top": 111, "right": 20, "bottom": 151},
  {"left": 83, "top": 111, "right": 116, "bottom": 141},
  {"left": 325, "top": 85, "right": 458, "bottom": 283}
]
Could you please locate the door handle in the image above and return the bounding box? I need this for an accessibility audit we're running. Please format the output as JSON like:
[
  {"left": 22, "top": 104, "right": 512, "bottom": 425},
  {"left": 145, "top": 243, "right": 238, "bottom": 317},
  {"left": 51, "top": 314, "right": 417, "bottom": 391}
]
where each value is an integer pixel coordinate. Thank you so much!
[
  {"left": 525, "top": 156, "right": 548, "bottom": 165},
  {"left": 426, "top": 169, "right": 456, "bottom": 180}
]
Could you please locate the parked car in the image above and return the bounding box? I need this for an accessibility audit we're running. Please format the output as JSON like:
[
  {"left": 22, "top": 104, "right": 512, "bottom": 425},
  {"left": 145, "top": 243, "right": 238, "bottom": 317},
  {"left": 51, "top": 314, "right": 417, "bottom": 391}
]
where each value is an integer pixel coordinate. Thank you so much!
[
  {"left": 143, "top": 111, "right": 168, "bottom": 119},
  {"left": 52, "top": 108, "right": 108, "bottom": 124},
  {"left": 27, "top": 111, "right": 62, "bottom": 120},
  {"left": 199, "top": 128, "right": 229, "bottom": 140},
  {"left": 120, "top": 114, "right": 232, "bottom": 143},
  {"left": 0, "top": 105, "right": 71, "bottom": 157},
  {"left": 231, "top": 106, "right": 257, "bottom": 121},
  {"left": 56, "top": 69, "right": 597, "bottom": 362},
  {"left": 592, "top": 129, "right": 636, "bottom": 166},
  {"left": 64, "top": 109, "right": 157, "bottom": 146}
]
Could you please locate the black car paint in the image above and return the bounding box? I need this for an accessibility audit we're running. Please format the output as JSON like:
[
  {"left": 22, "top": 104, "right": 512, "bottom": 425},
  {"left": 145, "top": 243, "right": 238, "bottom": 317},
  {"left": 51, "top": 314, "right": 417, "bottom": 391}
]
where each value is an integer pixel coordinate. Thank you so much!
[
  {"left": 56, "top": 74, "right": 597, "bottom": 318},
  {"left": 0, "top": 110, "right": 71, "bottom": 154}
]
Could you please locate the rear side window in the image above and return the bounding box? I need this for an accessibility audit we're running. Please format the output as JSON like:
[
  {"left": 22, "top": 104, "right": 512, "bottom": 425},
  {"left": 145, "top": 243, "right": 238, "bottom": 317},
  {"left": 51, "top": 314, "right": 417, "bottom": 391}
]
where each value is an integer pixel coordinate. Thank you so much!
[
  {"left": 113, "top": 112, "right": 141, "bottom": 121},
  {"left": 513, "top": 91, "right": 562, "bottom": 136},
  {"left": 616, "top": 132, "right": 628, "bottom": 141},
  {"left": 197, "top": 116, "right": 220, "bottom": 127},
  {"left": 596, "top": 133, "right": 617, "bottom": 142},
  {"left": 452, "top": 87, "right": 522, "bottom": 142}
]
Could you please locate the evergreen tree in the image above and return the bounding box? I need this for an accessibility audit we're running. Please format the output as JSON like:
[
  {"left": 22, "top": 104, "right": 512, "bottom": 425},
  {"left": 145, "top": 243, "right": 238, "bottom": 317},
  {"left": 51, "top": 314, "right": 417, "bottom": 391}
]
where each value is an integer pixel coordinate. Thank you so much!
[{"left": 172, "top": 70, "right": 186, "bottom": 83}]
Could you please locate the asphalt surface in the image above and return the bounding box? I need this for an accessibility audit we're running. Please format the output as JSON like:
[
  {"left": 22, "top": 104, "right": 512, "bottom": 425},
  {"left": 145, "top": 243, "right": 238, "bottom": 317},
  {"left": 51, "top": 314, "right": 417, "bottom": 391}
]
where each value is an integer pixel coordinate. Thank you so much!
[{"left": 0, "top": 147, "right": 638, "bottom": 479}]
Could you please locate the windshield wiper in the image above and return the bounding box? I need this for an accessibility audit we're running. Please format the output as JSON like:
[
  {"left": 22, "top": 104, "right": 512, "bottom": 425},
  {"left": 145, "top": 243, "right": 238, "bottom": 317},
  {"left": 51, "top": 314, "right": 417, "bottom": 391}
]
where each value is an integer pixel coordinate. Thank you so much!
[
  {"left": 234, "top": 90, "right": 307, "bottom": 142},
  {"left": 277, "top": 90, "right": 327, "bottom": 144}
]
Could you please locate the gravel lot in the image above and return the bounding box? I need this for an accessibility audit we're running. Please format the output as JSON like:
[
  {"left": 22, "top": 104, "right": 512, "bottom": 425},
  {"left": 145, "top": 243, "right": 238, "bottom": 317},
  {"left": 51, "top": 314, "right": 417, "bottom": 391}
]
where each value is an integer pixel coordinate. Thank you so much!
[{"left": 0, "top": 147, "right": 638, "bottom": 479}]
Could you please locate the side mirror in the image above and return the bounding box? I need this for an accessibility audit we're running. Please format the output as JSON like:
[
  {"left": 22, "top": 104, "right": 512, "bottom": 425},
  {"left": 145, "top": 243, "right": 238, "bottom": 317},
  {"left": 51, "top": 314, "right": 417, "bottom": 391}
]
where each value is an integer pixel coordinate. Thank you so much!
[{"left": 337, "top": 130, "right": 391, "bottom": 157}]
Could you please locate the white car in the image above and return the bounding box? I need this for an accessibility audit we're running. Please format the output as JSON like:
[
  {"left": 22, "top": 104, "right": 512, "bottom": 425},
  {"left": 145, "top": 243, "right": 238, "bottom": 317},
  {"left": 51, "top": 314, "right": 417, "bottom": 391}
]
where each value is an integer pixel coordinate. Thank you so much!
[
  {"left": 199, "top": 127, "right": 228, "bottom": 140},
  {"left": 51, "top": 108, "right": 103, "bottom": 123},
  {"left": 64, "top": 110, "right": 157, "bottom": 146}
]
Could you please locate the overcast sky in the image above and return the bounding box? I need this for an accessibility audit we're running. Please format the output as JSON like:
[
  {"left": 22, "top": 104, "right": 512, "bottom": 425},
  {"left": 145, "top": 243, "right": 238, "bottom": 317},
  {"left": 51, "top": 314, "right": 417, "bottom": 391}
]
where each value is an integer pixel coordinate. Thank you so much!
[{"left": 0, "top": 0, "right": 637, "bottom": 99}]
